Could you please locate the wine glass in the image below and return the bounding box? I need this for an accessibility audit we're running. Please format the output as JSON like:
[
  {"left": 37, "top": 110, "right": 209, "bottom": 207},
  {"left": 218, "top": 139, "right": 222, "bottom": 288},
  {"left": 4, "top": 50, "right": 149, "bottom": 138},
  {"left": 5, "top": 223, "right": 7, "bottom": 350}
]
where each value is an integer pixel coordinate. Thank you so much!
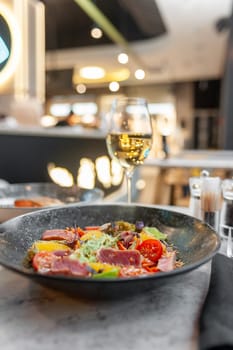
[{"left": 106, "top": 97, "right": 153, "bottom": 203}]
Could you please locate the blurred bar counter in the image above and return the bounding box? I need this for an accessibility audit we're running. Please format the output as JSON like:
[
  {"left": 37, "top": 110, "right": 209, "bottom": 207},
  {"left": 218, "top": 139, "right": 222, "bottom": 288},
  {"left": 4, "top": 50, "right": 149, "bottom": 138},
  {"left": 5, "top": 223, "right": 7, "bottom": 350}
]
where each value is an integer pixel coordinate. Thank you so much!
[
  {"left": 141, "top": 150, "right": 233, "bottom": 206},
  {"left": 0, "top": 125, "right": 107, "bottom": 139},
  {"left": 144, "top": 150, "right": 233, "bottom": 170}
]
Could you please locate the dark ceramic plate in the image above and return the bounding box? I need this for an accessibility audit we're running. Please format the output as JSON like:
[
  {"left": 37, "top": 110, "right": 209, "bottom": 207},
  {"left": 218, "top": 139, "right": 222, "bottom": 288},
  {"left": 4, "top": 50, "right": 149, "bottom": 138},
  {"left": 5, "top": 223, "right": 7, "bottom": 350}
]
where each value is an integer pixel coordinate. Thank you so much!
[{"left": 0, "top": 203, "right": 220, "bottom": 299}]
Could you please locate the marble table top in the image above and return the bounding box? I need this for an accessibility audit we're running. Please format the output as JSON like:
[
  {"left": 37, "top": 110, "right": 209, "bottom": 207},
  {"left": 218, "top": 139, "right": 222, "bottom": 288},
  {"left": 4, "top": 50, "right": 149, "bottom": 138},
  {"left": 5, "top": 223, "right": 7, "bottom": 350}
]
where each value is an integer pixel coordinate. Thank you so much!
[{"left": 0, "top": 257, "right": 211, "bottom": 350}]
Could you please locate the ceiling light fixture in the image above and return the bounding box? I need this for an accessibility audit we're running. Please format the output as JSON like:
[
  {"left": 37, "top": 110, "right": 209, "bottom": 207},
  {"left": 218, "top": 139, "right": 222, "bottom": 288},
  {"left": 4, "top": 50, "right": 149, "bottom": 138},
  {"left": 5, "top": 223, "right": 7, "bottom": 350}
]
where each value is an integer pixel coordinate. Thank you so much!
[
  {"left": 109, "top": 81, "right": 120, "bottom": 92},
  {"left": 79, "top": 66, "right": 105, "bottom": 79},
  {"left": 90, "top": 25, "right": 103, "bottom": 39},
  {"left": 118, "top": 52, "right": 128, "bottom": 64},
  {"left": 76, "top": 83, "right": 86, "bottom": 94},
  {"left": 135, "top": 69, "right": 145, "bottom": 80}
]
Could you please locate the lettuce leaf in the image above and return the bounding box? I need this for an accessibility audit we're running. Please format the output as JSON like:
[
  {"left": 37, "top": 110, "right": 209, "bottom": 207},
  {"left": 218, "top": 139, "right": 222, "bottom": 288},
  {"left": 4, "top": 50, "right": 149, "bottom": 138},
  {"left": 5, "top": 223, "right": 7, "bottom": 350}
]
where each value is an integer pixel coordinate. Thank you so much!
[
  {"left": 143, "top": 227, "right": 167, "bottom": 240},
  {"left": 70, "top": 233, "right": 118, "bottom": 263}
]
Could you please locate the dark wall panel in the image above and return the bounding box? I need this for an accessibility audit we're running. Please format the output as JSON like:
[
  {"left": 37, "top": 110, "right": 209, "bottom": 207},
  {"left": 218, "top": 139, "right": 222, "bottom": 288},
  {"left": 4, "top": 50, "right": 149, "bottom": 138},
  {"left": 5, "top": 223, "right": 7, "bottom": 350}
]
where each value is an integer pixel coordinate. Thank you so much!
[{"left": 0, "top": 135, "right": 118, "bottom": 195}]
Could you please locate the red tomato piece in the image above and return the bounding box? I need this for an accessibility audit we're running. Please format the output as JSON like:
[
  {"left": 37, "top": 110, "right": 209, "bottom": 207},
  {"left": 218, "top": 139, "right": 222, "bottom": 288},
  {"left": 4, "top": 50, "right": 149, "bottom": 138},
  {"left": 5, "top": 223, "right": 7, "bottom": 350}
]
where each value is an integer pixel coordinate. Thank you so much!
[
  {"left": 137, "top": 239, "right": 163, "bottom": 263},
  {"left": 32, "top": 251, "right": 55, "bottom": 272}
]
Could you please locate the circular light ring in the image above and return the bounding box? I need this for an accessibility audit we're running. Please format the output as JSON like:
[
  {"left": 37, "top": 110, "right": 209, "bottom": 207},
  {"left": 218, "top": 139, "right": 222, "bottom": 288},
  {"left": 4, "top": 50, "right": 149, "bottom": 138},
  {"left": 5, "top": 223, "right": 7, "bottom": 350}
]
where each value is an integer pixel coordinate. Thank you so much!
[
  {"left": 0, "top": 16, "right": 11, "bottom": 70},
  {"left": 79, "top": 66, "right": 105, "bottom": 80},
  {"left": 73, "top": 67, "right": 130, "bottom": 84},
  {"left": 110, "top": 68, "right": 130, "bottom": 81},
  {"left": 0, "top": 4, "right": 21, "bottom": 85}
]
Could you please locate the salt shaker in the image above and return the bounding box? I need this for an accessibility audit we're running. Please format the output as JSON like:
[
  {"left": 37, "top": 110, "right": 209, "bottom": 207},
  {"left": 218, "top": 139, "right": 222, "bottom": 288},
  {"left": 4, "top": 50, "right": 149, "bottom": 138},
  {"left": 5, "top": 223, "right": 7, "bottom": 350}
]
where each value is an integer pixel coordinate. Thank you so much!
[
  {"left": 189, "top": 177, "right": 201, "bottom": 219},
  {"left": 220, "top": 179, "right": 233, "bottom": 239},
  {"left": 189, "top": 170, "right": 209, "bottom": 219},
  {"left": 200, "top": 176, "right": 222, "bottom": 233}
]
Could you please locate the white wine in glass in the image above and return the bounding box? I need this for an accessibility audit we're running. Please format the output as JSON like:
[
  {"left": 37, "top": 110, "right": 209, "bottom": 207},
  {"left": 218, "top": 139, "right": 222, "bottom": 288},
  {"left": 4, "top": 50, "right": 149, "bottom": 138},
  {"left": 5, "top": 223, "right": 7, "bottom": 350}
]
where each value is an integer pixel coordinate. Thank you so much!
[{"left": 106, "top": 97, "right": 153, "bottom": 203}]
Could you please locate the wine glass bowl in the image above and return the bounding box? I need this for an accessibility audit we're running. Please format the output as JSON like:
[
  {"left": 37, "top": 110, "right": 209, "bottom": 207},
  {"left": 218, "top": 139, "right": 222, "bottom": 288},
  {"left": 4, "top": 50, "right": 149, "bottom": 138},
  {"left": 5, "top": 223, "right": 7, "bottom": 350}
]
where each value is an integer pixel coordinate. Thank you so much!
[{"left": 106, "top": 97, "right": 153, "bottom": 203}]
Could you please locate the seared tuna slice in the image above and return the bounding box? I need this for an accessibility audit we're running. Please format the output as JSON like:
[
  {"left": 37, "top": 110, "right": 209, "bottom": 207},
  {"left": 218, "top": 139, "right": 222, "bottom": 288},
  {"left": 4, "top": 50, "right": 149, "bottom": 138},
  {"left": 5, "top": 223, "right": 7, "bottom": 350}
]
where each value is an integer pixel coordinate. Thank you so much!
[
  {"left": 97, "top": 248, "right": 141, "bottom": 267},
  {"left": 50, "top": 256, "right": 89, "bottom": 276},
  {"left": 157, "top": 251, "right": 176, "bottom": 272},
  {"left": 42, "top": 229, "right": 76, "bottom": 243}
]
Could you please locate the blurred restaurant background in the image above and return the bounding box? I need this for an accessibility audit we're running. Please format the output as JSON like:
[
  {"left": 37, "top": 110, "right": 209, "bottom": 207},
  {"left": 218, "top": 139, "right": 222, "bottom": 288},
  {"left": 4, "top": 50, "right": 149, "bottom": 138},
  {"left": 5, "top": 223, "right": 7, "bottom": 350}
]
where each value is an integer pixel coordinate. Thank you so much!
[{"left": 0, "top": 0, "right": 233, "bottom": 206}]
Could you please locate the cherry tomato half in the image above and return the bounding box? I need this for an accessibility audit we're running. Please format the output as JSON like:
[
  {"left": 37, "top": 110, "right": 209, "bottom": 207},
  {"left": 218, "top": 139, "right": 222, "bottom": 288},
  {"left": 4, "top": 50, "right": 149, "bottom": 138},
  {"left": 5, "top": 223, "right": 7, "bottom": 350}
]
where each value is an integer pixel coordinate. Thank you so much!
[
  {"left": 32, "top": 251, "right": 55, "bottom": 272},
  {"left": 137, "top": 239, "right": 163, "bottom": 263}
]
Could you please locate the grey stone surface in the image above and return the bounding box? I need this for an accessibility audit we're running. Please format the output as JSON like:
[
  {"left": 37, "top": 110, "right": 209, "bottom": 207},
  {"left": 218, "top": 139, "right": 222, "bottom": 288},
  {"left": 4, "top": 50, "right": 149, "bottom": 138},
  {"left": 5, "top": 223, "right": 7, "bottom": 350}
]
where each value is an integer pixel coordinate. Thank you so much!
[{"left": 0, "top": 263, "right": 210, "bottom": 350}]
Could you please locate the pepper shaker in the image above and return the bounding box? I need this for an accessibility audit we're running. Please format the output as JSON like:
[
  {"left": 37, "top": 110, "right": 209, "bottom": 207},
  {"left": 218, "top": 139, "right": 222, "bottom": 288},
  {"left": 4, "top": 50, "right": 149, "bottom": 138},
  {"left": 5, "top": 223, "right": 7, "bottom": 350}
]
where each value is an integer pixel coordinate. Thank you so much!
[
  {"left": 200, "top": 176, "right": 222, "bottom": 233},
  {"left": 188, "top": 170, "right": 209, "bottom": 219}
]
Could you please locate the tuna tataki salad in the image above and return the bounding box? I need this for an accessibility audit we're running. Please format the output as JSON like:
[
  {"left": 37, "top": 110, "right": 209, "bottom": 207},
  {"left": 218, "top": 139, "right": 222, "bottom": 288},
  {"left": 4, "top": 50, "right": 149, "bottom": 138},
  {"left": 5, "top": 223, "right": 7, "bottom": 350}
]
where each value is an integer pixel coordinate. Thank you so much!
[{"left": 25, "top": 221, "right": 184, "bottom": 279}]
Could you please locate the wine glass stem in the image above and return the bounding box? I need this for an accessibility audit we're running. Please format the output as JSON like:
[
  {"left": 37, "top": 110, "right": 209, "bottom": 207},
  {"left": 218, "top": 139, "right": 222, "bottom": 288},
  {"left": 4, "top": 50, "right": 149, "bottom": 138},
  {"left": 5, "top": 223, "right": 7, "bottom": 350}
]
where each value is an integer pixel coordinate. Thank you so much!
[{"left": 125, "top": 169, "right": 134, "bottom": 203}]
